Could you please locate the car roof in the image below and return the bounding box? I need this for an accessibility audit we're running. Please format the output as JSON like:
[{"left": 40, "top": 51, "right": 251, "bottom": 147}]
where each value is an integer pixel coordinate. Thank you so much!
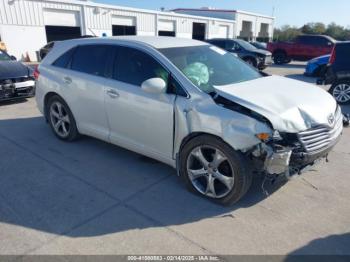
[
  {"left": 336, "top": 41, "right": 350, "bottom": 45},
  {"left": 298, "top": 34, "right": 337, "bottom": 42},
  {"left": 65, "top": 36, "right": 209, "bottom": 49}
]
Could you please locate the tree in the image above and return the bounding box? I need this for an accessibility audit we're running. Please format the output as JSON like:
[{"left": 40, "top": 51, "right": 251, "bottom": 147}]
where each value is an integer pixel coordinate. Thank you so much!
[
  {"left": 274, "top": 25, "right": 301, "bottom": 41},
  {"left": 326, "top": 22, "right": 346, "bottom": 40},
  {"left": 274, "top": 22, "right": 350, "bottom": 42}
]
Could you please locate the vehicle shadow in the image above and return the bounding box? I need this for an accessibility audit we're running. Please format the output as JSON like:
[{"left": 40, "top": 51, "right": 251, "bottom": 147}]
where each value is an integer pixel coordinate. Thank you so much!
[
  {"left": 0, "top": 116, "right": 286, "bottom": 238},
  {"left": 285, "top": 233, "right": 350, "bottom": 258},
  {"left": 270, "top": 63, "right": 307, "bottom": 70},
  {"left": 0, "top": 98, "right": 28, "bottom": 106}
]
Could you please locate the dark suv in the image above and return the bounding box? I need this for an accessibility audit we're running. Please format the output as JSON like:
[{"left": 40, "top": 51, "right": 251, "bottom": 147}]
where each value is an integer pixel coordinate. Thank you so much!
[
  {"left": 317, "top": 41, "right": 350, "bottom": 104},
  {"left": 206, "top": 38, "right": 272, "bottom": 70}
]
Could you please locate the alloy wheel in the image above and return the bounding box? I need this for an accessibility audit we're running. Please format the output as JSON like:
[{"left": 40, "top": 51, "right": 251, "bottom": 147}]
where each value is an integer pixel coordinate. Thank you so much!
[
  {"left": 49, "top": 101, "right": 71, "bottom": 138},
  {"left": 186, "top": 146, "right": 235, "bottom": 199},
  {"left": 333, "top": 83, "right": 350, "bottom": 103}
]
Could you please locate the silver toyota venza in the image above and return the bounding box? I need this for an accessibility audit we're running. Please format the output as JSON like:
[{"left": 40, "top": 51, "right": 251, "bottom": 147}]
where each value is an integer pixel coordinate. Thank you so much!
[{"left": 35, "top": 36, "right": 343, "bottom": 205}]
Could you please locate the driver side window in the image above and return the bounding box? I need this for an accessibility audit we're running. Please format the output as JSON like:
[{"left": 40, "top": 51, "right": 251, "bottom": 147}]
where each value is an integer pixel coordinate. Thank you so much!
[{"left": 113, "top": 47, "right": 169, "bottom": 86}]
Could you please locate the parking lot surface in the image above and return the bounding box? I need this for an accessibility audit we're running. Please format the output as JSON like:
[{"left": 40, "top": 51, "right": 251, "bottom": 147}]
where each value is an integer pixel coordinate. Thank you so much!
[{"left": 0, "top": 63, "right": 350, "bottom": 255}]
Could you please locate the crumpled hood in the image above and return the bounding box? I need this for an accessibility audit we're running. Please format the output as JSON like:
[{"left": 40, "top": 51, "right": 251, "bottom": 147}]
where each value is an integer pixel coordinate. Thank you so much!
[
  {"left": 0, "top": 61, "right": 29, "bottom": 79},
  {"left": 214, "top": 75, "right": 337, "bottom": 133}
]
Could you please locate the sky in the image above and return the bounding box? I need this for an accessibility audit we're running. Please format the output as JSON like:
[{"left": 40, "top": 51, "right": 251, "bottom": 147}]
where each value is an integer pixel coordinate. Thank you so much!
[{"left": 94, "top": 0, "right": 350, "bottom": 28}]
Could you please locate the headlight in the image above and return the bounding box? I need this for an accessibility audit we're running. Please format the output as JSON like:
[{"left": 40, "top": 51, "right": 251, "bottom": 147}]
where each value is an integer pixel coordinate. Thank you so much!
[
  {"left": 256, "top": 133, "right": 271, "bottom": 141},
  {"left": 256, "top": 130, "right": 282, "bottom": 142}
]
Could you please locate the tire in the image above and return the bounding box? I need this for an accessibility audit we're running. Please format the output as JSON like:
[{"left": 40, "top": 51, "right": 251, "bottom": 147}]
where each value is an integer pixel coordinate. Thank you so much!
[
  {"left": 244, "top": 57, "right": 257, "bottom": 68},
  {"left": 179, "top": 135, "right": 253, "bottom": 206},
  {"left": 46, "top": 95, "right": 80, "bottom": 141},
  {"left": 273, "top": 51, "right": 288, "bottom": 65},
  {"left": 284, "top": 58, "right": 292, "bottom": 64},
  {"left": 329, "top": 80, "right": 350, "bottom": 105}
]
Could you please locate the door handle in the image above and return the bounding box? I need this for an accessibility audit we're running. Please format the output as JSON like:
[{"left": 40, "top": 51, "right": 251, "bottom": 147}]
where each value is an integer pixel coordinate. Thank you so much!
[
  {"left": 63, "top": 76, "right": 72, "bottom": 85},
  {"left": 106, "top": 89, "right": 119, "bottom": 98}
]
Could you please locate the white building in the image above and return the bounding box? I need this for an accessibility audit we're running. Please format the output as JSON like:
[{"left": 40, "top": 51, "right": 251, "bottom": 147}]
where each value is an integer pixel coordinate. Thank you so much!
[
  {"left": 172, "top": 8, "right": 275, "bottom": 42},
  {"left": 0, "top": 0, "right": 236, "bottom": 61}
]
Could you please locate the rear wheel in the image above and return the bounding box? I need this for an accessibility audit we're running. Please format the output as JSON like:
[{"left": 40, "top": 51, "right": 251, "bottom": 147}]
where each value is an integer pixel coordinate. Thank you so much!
[
  {"left": 47, "top": 95, "right": 80, "bottom": 141},
  {"left": 273, "top": 51, "right": 288, "bottom": 65},
  {"left": 329, "top": 80, "right": 350, "bottom": 105},
  {"left": 179, "top": 135, "right": 252, "bottom": 206}
]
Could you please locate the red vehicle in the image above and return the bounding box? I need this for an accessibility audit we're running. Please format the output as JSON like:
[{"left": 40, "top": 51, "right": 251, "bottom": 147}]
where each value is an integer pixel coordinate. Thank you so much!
[{"left": 267, "top": 35, "right": 336, "bottom": 64}]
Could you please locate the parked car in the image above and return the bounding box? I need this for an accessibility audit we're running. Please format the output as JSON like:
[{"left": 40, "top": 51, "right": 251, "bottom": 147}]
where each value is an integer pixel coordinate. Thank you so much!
[
  {"left": 267, "top": 35, "right": 336, "bottom": 64},
  {"left": 317, "top": 41, "right": 350, "bottom": 104},
  {"left": 206, "top": 38, "right": 272, "bottom": 70},
  {"left": 0, "top": 50, "right": 35, "bottom": 102},
  {"left": 250, "top": 41, "right": 267, "bottom": 50},
  {"left": 36, "top": 36, "right": 343, "bottom": 205},
  {"left": 39, "top": 42, "right": 56, "bottom": 61},
  {"left": 304, "top": 54, "right": 330, "bottom": 77}
]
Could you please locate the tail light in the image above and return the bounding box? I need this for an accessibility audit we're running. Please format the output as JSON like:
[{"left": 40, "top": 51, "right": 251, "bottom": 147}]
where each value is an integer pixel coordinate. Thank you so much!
[
  {"left": 33, "top": 65, "right": 40, "bottom": 80},
  {"left": 329, "top": 46, "right": 336, "bottom": 65}
]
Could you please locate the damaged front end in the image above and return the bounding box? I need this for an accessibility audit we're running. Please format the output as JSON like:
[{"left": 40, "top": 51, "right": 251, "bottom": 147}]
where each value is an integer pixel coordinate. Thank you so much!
[{"left": 250, "top": 106, "right": 343, "bottom": 182}]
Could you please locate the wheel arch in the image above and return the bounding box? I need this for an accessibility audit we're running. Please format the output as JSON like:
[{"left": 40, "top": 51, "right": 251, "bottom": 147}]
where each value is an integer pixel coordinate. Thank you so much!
[
  {"left": 176, "top": 132, "right": 240, "bottom": 175},
  {"left": 43, "top": 92, "right": 66, "bottom": 121},
  {"left": 179, "top": 132, "right": 228, "bottom": 154},
  {"left": 243, "top": 56, "right": 258, "bottom": 65},
  {"left": 273, "top": 49, "right": 287, "bottom": 56}
]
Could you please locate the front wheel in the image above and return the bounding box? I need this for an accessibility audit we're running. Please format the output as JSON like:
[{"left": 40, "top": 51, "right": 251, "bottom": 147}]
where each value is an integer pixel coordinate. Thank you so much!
[
  {"left": 329, "top": 80, "right": 350, "bottom": 105},
  {"left": 273, "top": 52, "right": 288, "bottom": 65},
  {"left": 244, "top": 57, "right": 257, "bottom": 68},
  {"left": 179, "top": 135, "right": 252, "bottom": 206}
]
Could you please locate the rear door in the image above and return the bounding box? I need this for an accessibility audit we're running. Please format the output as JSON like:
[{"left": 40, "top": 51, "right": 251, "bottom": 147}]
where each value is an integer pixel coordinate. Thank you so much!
[
  {"left": 55, "top": 44, "right": 113, "bottom": 141},
  {"left": 103, "top": 46, "right": 176, "bottom": 160},
  {"left": 294, "top": 36, "right": 313, "bottom": 59}
]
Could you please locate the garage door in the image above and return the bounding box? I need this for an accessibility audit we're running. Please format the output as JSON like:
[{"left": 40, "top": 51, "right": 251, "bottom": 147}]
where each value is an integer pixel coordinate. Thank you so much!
[
  {"left": 218, "top": 25, "right": 229, "bottom": 38},
  {"left": 43, "top": 9, "right": 81, "bottom": 42},
  {"left": 192, "top": 23, "right": 206, "bottom": 41},
  {"left": 45, "top": 26, "right": 81, "bottom": 42},
  {"left": 43, "top": 9, "right": 80, "bottom": 27},
  {"left": 112, "top": 16, "right": 137, "bottom": 36},
  {"left": 158, "top": 20, "right": 176, "bottom": 37}
]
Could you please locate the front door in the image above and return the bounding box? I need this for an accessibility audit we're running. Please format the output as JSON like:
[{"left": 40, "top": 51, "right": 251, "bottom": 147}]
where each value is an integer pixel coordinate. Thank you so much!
[{"left": 104, "top": 46, "right": 175, "bottom": 160}]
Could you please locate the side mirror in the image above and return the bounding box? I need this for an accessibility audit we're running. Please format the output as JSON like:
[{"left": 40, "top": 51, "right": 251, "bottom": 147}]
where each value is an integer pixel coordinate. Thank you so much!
[
  {"left": 10, "top": 55, "right": 17, "bottom": 61},
  {"left": 141, "top": 78, "right": 167, "bottom": 94}
]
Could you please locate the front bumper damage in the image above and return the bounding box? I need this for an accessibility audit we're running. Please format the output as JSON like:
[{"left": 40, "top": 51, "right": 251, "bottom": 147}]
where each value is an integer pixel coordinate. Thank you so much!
[
  {"left": 0, "top": 79, "right": 35, "bottom": 102},
  {"left": 250, "top": 136, "right": 340, "bottom": 195},
  {"left": 252, "top": 129, "right": 342, "bottom": 185}
]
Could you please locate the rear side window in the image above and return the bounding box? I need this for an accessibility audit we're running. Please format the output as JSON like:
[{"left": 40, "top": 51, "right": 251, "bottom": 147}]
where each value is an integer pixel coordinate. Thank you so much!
[
  {"left": 336, "top": 44, "right": 350, "bottom": 62},
  {"left": 52, "top": 48, "right": 76, "bottom": 68},
  {"left": 317, "top": 37, "right": 332, "bottom": 46},
  {"left": 71, "top": 45, "right": 112, "bottom": 77},
  {"left": 297, "top": 36, "right": 314, "bottom": 45},
  {"left": 298, "top": 36, "right": 324, "bottom": 46},
  {"left": 113, "top": 47, "right": 169, "bottom": 86}
]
